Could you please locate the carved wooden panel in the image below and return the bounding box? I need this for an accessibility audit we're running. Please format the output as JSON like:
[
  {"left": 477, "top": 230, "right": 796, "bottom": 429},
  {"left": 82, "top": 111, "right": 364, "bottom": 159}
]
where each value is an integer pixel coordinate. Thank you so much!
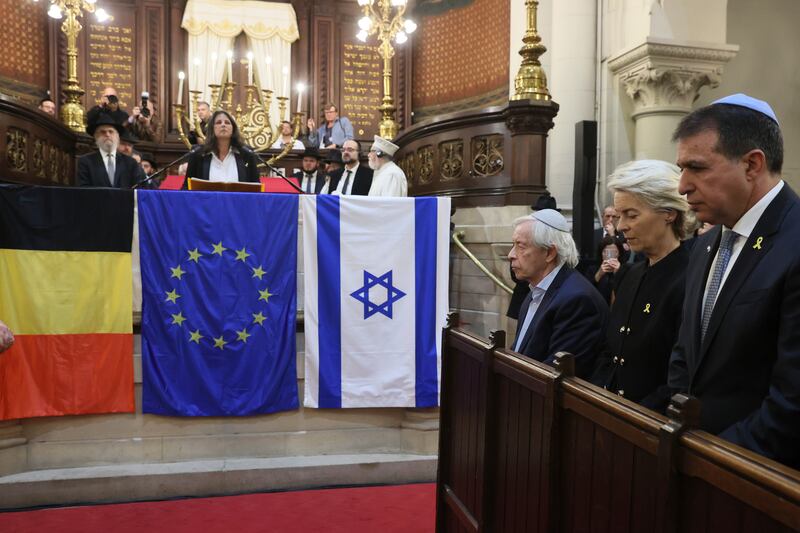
[
  {"left": 417, "top": 145, "right": 434, "bottom": 185},
  {"left": 471, "top": 134, "right": 504, "bottom": 177},
  {"left": 6, "top": 127, "right": 28, "bottom": 173},
  {"left": 439, "top": 139, "right": 463, "bottom": 181}
]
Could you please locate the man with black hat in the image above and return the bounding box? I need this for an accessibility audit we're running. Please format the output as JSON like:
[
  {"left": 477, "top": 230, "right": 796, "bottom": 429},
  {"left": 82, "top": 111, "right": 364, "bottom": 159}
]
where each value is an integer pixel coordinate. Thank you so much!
[
  {"left": 292, "top": 147, "right": 325, "bottom": 194},
  {"left": 139, "top": 152, "right": 158, "bottom": 176},
  {"left": 323, "top": 149, "right": 344, "bottom": 175},
  {"left": 76, "top": 115, "right": 145, "bottom": 188},
  {"left": 118, "top": 129, "right": 138, "bottom": 158}
]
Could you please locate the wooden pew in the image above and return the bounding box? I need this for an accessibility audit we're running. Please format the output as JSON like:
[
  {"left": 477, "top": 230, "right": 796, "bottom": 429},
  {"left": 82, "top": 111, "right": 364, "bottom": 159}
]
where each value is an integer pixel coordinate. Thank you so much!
[{"left": 437, "top": 313, "right": 800, "bottom": 533}]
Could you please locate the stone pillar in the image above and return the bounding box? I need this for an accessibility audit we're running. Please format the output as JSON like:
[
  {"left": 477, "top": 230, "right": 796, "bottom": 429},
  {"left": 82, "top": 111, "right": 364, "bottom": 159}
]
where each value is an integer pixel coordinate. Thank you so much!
[{"left": 608, "top": 38, "right": 738, "bottom": 162}]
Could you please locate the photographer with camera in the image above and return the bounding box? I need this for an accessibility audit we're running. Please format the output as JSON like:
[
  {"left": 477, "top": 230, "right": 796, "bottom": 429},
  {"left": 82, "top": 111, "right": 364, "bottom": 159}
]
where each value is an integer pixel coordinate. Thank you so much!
[
  {"left": 86, "top": 87, "right": 129, "bottom": 133},
  {"left": 128, "top": 91, "right": 161, "bottom": 142}
]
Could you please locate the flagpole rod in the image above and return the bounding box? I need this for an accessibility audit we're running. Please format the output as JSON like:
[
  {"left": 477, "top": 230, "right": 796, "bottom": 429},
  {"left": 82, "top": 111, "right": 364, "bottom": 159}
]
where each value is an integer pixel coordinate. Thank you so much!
[{"left": 452, "top": 231, "right": 513, "bottom": 295}]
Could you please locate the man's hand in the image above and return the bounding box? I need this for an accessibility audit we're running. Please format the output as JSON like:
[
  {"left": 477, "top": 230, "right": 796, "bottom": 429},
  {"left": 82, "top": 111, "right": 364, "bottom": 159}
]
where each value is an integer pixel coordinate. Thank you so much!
[
  {"left": 132, "top": 106, "right": 141, "bottom": 118},
  {"left": 604, "top": 222, "right": 616, "bottom": 236},
  {"left": 307, "top": 118, "right": 316, "bottom": 130},
  {"left": 0, "top": 320, "right": 14, "bottom": 354}
]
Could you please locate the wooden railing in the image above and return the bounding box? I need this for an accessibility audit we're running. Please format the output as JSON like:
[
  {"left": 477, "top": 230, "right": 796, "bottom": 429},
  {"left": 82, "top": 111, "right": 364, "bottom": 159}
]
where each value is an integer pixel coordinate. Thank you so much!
[{"left": 437, "top": 313, "right": 800, "bottom": 533}]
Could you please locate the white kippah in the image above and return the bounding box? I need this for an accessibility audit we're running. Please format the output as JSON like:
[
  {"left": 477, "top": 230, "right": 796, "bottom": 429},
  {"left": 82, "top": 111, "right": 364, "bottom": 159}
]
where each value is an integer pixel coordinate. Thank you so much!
[{"left": 532, "top": 209, "right": 569, "bottom": 233}]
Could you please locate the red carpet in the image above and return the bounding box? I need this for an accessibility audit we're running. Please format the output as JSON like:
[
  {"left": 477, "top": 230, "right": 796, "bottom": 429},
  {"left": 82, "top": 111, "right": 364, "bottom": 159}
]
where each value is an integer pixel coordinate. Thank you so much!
[{"left": 0, "top": 483, "right": 435, "bottom": 533}]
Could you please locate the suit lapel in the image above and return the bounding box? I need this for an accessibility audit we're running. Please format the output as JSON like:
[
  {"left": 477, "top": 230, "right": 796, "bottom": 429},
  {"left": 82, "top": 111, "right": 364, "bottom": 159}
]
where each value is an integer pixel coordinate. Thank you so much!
[
  {"left": 514, "top": 292, "right": 532, "bottom": 349},
  {"left": 519, "top": 267, "right": 571, "bottom": 353},
  {"left": 698, "top": 185, "right": 793, "bottom": 361},
  {"left": 201, "top": 154, "right": 212, "bottom": 181}
]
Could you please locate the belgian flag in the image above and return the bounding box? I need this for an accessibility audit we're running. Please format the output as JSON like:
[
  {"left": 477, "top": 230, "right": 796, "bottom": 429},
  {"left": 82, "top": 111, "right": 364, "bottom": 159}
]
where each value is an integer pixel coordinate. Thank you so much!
[{"left": 0, "top": 185, "right": 135, "bottom": 420}]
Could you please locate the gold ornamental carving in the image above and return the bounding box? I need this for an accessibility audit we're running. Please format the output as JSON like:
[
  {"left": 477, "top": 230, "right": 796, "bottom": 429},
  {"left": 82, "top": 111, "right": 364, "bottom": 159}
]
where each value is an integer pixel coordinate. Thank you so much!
[
  {"left": 33, "top": 139, "right": 46, "bottom": 178},
  {"left": 6, "top": 129, "right": 29, "bottom": 173},
  {"left": 439, "top": 140, "right": 463, "bottom": 181},
  {"left": 48, "top": 145, "right": 61, "bottom": 182},
  {"left": 471, "top": 135, "right": 504, "bottom": 177},
  {"left": 511, "top": 0, "right": 550, "bottom": 102},
  {"left": 399, "top": 152, "right": 415, "bottom": 186},
  {"left": 417, "top": 146, "right": 434, "bottom": 184}
]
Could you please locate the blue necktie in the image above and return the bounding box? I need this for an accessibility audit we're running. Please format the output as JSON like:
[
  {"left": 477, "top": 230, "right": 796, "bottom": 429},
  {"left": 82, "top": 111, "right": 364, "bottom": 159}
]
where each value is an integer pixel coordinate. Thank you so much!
[{"left": 701, "top": 230, "right": 738, "bottom": 341}]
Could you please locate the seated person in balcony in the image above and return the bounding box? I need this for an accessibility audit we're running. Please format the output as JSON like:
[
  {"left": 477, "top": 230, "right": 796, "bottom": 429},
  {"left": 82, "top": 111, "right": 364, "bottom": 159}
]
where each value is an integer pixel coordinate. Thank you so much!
[
  {"left": 86, "top": 87, "right": 129, "bottom": 130},
  {"left": 185, "top": 110, "right": 259, "bottom": 184},
  {"left": 127, "top": 97, "right": 161, "bottom": 142},
  {"left": 307, "top": 103, "right": 354, "bottom": 149},
  {"left": 270, "top": 120, "right": 304, "bottom": 150},
  {"left": 508, "top": 209, "right": 608, "bottom": 379},
  {"left": 591, "top": 160, "right": 692, "bottom": 406},
  {"left": 38, "top": 97, "right": 56, "bottom": 117},
  {"left": 76, "top": 115, "right": 144, "bottom": 188},
  {"left": 187, "top": 101, "right": 211, "bottom": 145},
  {"left": 292, "top": 147, "right": 325, "bottom": 194},
  {"left": 323, "top": 140, "right": 373, "bottom": 196},
  {"left": 367, "top": 136, "right": 407, "bottom": 197},
  {"left": 0, "top": 319, "right": 14, "bottom": 354},
  {"left": 668, "top": 94, "right": 800, "bottom": 469}
]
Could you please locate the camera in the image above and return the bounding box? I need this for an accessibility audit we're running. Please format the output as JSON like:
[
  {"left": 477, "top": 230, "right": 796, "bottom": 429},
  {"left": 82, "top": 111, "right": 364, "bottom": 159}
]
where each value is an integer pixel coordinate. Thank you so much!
[{"left": 140, "top": 91, "right": 150, "bottom": 118}]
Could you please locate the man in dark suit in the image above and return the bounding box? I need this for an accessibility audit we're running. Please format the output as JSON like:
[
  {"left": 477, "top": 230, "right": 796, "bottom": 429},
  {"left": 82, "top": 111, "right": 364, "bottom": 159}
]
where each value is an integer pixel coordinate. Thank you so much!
[
  {"left": 668, "top": 93, "right": 800, "bottom": 469},
  {"left": 508, "top": 209, "right": 608, "bottom": 378},
  {"left": 76, "top": 115, "right": 145, "bottom": 188},
  {"left": 326, "top": 140, "right": 373, "bottom": 195},
  {"left": 292, "top": 147, "right": 325, "bottom": 194}
]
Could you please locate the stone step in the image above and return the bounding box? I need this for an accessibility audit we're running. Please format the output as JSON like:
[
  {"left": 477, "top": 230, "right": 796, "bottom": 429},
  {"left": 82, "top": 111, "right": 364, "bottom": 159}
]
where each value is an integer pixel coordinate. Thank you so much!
[{"left": 0, "top": 453, "right": 437, "bottom": 510}]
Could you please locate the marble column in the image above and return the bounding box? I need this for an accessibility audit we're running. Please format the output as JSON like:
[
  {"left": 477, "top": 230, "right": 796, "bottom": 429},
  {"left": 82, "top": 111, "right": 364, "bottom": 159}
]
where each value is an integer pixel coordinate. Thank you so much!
[{"left": 609, "top": 38, "right": 738, "bottom": 162}]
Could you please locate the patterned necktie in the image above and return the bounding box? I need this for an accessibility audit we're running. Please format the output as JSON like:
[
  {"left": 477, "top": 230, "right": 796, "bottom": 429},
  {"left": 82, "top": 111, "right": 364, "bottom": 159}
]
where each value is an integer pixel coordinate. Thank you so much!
[
  {"left": 342, "top": 170, "right": 352, "bottom": 195},
  {"left": 106, "top": 153, "right": 116, "bottom": 187},
  {"left": 701, "top": 230, "right": 738, "bottom": 341}
]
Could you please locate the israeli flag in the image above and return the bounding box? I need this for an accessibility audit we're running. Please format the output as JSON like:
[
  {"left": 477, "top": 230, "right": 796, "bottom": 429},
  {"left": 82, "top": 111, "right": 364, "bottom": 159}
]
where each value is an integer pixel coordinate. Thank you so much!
[{"left": 302, "top": 195, "right": 450, "bottom": 408}]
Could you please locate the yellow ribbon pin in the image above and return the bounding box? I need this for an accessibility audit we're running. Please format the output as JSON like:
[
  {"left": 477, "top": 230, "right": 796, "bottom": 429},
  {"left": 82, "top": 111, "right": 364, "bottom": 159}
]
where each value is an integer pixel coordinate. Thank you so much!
[
  {"left": 753, "top": 236, "right": 763, "bottom": 250},
  {"left": 643, "top": 303, "right": 651, "bottom": 314}
]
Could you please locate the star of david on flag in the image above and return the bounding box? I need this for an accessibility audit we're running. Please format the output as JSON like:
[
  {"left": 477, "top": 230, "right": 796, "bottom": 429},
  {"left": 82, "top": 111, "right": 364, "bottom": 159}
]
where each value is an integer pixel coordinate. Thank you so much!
[
  {"left": 350, "top": 270, "right": 406, "bottom": 319},
  {"left": 138, "top": 190, "right": 299, "bottom": 416},
  {"left": 302, "top": 195, "right": 450, "bottom": 408}
]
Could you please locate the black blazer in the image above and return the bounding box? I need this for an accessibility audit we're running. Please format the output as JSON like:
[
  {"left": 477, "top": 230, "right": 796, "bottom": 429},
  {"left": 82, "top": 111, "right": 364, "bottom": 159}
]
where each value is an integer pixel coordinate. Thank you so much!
[
  {"left": 668, "top": 184, "right": 800, "bottom": 469},
  {"left": 513, "top": 267, "right": 609, "bottom": 379},
  {"left": 185, "top": 148, "right": 260, "bottom": 185},
  {"left": 292, "top": 170, "right": 327, "bottom": 194},
  {"left": 328, "top": 164, "right": 373, "bottom": 195},
  {"left": 591, "top": 243, "right": 689, "bottom": 405},
  {"left": 76, "top": 151, "right": 144, "bottom": 189}
]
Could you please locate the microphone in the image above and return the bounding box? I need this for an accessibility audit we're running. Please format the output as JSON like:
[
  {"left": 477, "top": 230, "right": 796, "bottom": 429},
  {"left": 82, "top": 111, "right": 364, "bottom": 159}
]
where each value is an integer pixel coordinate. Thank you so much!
[
  {"left": 242, "top": 145, "right": 306, "bottom": 194},
  {"left": 132, "top": 144, "right": 203, "bottom": 190}
]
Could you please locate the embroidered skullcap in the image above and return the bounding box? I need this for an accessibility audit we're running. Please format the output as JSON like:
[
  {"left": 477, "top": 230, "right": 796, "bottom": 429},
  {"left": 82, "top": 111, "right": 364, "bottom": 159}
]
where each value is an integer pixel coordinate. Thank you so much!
[
  {"left": 711, "top": 93, "right": 779, "bottom": 125},
  {"left": 372, "top": 135, "right": 400, "bottom": 157}
]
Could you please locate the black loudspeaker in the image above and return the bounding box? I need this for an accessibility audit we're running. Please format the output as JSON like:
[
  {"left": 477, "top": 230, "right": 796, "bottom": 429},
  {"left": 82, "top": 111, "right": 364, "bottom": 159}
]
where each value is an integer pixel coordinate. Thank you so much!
[{"left": 572, "top": 121, "right": 597, "bottom": 260}]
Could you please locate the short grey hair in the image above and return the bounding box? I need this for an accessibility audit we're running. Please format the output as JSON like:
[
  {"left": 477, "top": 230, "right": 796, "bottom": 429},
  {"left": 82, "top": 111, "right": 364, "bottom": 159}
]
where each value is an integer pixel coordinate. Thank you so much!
[
  {"left": 512, "top": 215, "right": 579, "bottom": 268},
  {"left": 607, "top": 159, "right": 696, "bottom": 239}
]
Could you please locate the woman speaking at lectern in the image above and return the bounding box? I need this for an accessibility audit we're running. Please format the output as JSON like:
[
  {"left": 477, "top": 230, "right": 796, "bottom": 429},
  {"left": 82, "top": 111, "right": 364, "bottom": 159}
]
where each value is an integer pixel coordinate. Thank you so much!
[{"left": 185, "top": 110, "right": 260, "bottom": 184}]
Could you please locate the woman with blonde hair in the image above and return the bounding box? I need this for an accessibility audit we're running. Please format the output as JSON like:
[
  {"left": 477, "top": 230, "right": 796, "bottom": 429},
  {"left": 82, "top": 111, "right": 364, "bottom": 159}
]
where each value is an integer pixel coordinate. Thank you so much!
[{"left": 591, "top": 159, "right": 695, "bottom": 408}]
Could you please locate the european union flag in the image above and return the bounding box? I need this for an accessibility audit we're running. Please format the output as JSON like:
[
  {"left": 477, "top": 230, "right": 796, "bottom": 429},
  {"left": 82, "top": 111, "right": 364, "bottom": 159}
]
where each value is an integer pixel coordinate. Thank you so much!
[{"left": 138, "top": 190, "right": 299, "bottom": 416}]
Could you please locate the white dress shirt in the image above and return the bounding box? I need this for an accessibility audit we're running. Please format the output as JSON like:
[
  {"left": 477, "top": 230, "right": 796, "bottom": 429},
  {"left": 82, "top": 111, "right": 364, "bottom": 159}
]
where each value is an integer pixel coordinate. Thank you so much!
[
  {"left": 300, "top": 170, "right": 319, "bottom": 194},
  {"left": 513, "top": 263, "right": 564, "bottom": 351},
  {"left": 334, "top": 162, "right": 360, "bottom": 195},
  {"left": 99, "top": 148, "right": 117, "bottom": 186},
  {"left": 702, "top": 180, "right": 784, "bottom": 310},
  {"left": 209, "top": 150, "right": 238, "bottom": 182}
]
